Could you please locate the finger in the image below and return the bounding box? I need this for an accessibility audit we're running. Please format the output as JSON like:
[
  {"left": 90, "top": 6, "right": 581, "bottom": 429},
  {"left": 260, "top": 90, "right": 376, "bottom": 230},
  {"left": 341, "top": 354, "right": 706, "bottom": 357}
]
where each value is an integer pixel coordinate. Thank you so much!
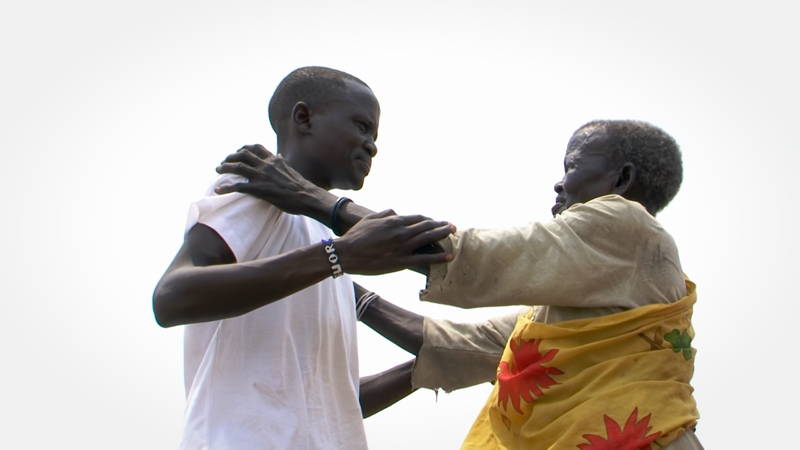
[
  {"left": 413, "top": 242, "right": 444, "bottom": 255},
  {"left": 216, "top": 162, "right": 260, "bottom": 179},
  {"left": 391, "top": 214, "right": 435, "bottom": 226},
  {"left": 364, "top": 209, "right": 396, "bottom": 220},
  {"left": 404, "top": 224, "right": 455, "bottom": 250},
  {"left": 403, "top": 219, "right": 451, "bottom": 237},
  {"left": 402, "top": 251, "right": 454, "bottom": 267},
  {"left": 243, "top": 144, "right": 272, "bottom": 159},
  {"left": 223, "top": 151, "right": 262, "bottom": 166},
  {"left": 215, "top": 182, "right": 250, "bottom": 195}
]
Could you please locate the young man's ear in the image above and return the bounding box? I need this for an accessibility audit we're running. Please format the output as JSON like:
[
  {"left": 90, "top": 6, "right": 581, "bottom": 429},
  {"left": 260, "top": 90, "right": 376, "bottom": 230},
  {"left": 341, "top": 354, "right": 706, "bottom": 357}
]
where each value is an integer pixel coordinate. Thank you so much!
[
  {"left": 613, "top": 162, "right": 636, "bottom": 195},
  {"left": 291, "top": 102, "right": 312, "bottom": 135}
]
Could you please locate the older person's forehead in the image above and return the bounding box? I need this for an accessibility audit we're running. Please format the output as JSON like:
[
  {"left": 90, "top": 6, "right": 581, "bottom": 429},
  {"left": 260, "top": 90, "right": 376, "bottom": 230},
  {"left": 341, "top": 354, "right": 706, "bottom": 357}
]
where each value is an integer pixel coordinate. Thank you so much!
[
  {"left": 568, "top": 125, "right": 608, "bottom": 147},
  {"left": 567, "top": 133, "right": 611, "bottom": 155},
  {"left": 564, "top": 137, "right": 616, "bottom": 172}
]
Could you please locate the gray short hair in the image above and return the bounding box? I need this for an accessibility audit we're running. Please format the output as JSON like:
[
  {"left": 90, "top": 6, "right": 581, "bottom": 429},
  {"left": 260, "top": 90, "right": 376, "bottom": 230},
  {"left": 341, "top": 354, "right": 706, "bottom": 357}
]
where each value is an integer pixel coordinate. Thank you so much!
[{"left": 576, "top": 120, "right": 683, "bottom": 214}]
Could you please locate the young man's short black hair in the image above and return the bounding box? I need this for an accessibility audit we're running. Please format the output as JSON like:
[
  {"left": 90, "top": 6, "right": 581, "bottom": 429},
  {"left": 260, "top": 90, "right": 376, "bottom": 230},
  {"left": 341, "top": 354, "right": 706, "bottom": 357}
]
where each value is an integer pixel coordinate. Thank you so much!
[
  {"left": 268, "top": 66, "right": 370, "bottom": 134},
  {"left": 577, "top": 120, "right": 683, "bottom": 215}
]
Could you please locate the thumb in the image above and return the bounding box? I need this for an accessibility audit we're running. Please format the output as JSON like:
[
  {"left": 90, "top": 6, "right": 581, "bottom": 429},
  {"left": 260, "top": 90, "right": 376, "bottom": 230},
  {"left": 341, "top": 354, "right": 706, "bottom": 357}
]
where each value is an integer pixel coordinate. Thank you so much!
[{"left": 215, "top": 182, "right": 252, "bottom": 195}]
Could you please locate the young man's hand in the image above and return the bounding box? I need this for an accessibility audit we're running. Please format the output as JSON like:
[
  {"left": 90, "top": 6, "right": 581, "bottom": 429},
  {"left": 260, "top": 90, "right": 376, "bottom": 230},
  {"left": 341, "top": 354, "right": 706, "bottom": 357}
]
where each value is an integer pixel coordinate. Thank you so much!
[
  {"left": 336, "top": 210, "right": 454, "bottom": 275},
  {"left": 215, "top": 144, "right": 325, "bottom": 216}
]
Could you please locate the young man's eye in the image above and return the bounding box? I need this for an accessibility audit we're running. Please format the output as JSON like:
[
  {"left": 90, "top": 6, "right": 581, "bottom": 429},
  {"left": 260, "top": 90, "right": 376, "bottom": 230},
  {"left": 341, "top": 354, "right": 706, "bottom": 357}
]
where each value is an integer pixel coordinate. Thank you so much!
[{"left": 355, "top": 121, "right": 368, "bottom": 133}]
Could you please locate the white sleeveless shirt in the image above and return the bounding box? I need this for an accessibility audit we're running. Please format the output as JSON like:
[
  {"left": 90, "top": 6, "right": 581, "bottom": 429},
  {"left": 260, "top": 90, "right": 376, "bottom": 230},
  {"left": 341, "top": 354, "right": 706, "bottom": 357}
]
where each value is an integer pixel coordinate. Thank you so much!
[{"left": 179, "top": 175, "right": 366, "bottom": 450}]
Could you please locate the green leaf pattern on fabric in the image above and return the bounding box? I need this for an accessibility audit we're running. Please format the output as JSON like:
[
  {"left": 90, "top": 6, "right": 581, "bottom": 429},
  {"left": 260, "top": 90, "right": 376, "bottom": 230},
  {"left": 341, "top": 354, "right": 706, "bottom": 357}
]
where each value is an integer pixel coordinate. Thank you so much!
[{"left": 663, "top": 329, "right": 693, "bottom": 360}]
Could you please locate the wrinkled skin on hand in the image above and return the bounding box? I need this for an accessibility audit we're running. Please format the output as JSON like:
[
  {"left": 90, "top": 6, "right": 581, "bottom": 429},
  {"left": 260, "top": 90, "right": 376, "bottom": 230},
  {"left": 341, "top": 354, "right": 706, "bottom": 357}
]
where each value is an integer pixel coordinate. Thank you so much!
[{"left": 215, "top": 144, "right": 317, "bottom": 216}]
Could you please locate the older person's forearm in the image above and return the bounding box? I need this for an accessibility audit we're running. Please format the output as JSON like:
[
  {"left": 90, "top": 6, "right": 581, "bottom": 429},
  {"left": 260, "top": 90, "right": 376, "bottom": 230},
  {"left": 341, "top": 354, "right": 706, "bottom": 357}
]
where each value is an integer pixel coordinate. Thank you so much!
[{"left": 411, "top": 313, "right": 518, "bottom": 392}]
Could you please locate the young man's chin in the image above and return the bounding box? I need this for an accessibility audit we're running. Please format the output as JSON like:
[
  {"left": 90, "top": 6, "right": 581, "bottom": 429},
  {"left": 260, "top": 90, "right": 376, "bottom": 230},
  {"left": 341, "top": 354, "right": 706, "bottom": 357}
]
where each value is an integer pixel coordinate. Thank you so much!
[
  {"left": 346, "top": 173, "right": 368, "bottom": 191},
  {"left": 333, "top": 177, "right": 365, "bottom": 191}
]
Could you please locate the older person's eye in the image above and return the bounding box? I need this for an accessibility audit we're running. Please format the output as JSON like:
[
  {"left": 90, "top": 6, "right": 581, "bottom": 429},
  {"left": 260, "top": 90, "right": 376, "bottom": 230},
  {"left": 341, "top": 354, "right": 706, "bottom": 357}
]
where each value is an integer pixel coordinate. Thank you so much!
[{"left": 355, "top": 120, "right": 368, "bottom": 133}]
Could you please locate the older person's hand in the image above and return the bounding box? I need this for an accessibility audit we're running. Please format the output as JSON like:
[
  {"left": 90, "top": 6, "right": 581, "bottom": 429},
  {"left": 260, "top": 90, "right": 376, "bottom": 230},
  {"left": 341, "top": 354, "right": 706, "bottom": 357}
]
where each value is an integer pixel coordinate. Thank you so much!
[{"left": 216, "top": 144, "right": 324, "bottom": 216}]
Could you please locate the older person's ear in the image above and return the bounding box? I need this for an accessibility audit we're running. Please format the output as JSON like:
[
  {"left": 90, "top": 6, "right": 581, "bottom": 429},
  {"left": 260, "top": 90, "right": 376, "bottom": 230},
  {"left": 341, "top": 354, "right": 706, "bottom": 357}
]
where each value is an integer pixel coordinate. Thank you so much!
[{"left": 613, "top": 162, "right": 636, "bottom": 195}]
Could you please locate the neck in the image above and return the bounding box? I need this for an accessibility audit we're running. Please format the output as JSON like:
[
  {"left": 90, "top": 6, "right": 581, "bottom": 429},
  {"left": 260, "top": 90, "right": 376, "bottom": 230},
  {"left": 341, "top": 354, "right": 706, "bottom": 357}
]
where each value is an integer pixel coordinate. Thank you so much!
[{"left": 277, "top": 141, "right": 331, "bottom": 190}]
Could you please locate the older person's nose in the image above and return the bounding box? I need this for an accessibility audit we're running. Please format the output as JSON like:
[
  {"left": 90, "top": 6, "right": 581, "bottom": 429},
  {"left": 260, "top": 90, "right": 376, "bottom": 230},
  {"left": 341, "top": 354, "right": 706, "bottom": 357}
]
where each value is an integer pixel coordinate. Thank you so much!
[{"left": 554, "top": 180, "right": 564, "bottom": 193}]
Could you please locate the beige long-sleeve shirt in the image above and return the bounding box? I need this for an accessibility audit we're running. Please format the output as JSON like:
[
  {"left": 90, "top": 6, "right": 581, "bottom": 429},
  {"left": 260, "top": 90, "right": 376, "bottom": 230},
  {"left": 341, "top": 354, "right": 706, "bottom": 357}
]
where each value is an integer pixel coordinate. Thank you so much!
[{"left": 413, "top": 195, "right": 702, "bottom": 449}]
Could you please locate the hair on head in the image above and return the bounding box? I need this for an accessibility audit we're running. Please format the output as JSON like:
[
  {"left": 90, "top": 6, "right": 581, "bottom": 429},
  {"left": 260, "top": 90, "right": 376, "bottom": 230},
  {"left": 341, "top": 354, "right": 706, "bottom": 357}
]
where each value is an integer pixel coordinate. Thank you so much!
[
  {"left": 268, "top": 66, "right": 369, "bottom": 134},
  {"left": 576, "top": 120, "right": 683, "bottom": 214}
]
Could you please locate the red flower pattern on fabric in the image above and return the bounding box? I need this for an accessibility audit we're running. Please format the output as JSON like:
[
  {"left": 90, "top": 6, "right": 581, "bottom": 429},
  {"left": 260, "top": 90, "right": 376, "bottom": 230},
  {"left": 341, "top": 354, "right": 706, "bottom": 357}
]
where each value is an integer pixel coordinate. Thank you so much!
[
  {"left": 497, "top": 338, "right": 563, "bottom": 414},
  {"left": 577, "top": 407, "right": 663, "bottom": 450}
]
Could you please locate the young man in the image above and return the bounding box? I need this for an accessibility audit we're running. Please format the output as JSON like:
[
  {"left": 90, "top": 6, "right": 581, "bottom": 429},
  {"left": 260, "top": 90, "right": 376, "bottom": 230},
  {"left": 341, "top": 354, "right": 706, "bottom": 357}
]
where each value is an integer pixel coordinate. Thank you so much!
[
  {"left": 217, "top": 119, "right": 703, "bottom": 449},
  {"left": 152, "top": 67, "right": 454, "bottom": 450}
]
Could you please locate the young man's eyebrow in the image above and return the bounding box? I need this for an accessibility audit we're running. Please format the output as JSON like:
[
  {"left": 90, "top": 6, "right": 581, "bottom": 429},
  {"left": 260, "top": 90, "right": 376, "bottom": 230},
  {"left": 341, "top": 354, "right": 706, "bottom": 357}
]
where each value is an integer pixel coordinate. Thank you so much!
[
  {"left": 357, "top": 117, "right": 375, "bottom": 129},
  {"left": 352, "top": 114, "right": 378, "bottom": 140},
  {"left": 357, "top": 117, "right": 377, "bottom": 135}
]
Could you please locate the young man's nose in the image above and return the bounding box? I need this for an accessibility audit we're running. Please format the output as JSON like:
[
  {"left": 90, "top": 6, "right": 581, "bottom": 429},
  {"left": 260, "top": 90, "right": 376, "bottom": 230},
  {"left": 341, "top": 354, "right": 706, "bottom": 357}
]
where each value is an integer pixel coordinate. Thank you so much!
[
  {"left": 554, "top": 181, "right": 564, "bottom": 193},
  {"left": 364, "top": 141, "right": 377, "bottom": 158}
]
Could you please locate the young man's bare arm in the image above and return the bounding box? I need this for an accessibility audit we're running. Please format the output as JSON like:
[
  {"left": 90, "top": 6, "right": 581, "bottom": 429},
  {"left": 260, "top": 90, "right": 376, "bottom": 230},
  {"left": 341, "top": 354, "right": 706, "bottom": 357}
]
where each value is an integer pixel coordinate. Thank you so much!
[
  {"left": 152, "top": 211, "right": 454, "bottom": 327},
  {"left": 153, "top": 224, "right": 335, "bottom": 327}
]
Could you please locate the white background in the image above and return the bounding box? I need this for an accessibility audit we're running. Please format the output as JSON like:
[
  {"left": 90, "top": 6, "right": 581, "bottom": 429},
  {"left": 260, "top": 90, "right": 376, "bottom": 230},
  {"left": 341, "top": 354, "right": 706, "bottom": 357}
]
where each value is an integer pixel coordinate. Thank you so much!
[{"left": 2, "top": 1, "right": 798, "bottom": 448}]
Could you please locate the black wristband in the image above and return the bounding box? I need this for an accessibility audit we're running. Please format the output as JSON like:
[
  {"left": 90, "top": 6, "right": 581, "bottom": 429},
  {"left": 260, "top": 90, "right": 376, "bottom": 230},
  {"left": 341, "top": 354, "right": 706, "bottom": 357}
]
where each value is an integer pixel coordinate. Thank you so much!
[{"left": 330, "top": 197, "right": 353, "bottom": 236}]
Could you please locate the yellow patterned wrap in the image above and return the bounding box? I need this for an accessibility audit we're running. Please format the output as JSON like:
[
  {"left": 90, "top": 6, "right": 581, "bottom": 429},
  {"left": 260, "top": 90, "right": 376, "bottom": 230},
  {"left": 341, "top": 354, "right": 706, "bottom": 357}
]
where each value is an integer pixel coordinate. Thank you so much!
[{"left": 462, "top": 281, "right": 699, "bottom": 450}]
